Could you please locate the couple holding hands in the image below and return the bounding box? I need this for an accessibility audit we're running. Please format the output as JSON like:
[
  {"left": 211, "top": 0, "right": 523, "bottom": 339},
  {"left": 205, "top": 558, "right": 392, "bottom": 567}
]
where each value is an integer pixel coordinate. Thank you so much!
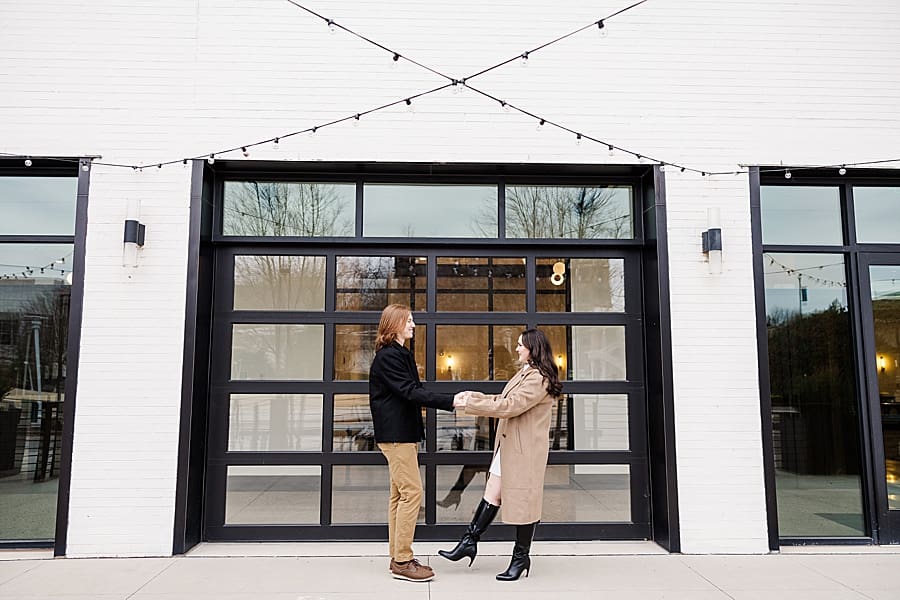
[{"left": 368, "top": 304, "right": 563, "bottom": 583}]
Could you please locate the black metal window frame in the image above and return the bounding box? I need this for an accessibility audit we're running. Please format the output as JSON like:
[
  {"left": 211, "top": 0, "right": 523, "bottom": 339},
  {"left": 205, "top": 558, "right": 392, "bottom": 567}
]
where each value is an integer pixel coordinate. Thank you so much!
[
  {"left": 0, "top": 158, "right": 89, "bottom": 553},
  {"left": 751, "top": 167, "right": 900, "bottom": 548},
  {"left": 201, "top": 162, "right": 652, "bottom": 542}
]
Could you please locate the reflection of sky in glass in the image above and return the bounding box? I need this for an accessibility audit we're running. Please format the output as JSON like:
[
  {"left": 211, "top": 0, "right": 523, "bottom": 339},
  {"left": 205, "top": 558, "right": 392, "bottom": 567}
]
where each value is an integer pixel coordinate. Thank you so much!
[
  {"left": 0, "top": 243, "right": 73, "bottom": 281},
  {"left": 761, "top": 186, "right": 842, "bottom": 246},
  {"left": 363, "top": 184, "right": 497, "bottom": 238},
  {"left": 870, "top": 265, "right": 900, "bottom": 301},
  {"left": 0, "top": 177, "right": 77, "bottom": 235},
  {"left": 854, "top": 187, "right": 900, "bottom": 243},
  {"left": 764, "top": 253, "right": 847, "bottom": 316}
]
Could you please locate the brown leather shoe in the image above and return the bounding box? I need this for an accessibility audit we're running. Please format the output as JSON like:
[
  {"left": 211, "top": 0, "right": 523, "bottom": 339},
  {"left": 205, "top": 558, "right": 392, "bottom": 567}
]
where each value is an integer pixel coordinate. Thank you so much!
[{"left": 390, "top": 558, "right": 434, "bottom": 582}]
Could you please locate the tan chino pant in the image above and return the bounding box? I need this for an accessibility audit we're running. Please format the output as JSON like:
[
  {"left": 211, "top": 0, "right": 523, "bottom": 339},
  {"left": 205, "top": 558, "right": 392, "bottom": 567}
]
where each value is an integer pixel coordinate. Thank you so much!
[{"left": 378, "top": 442, "right": 422, "bottom": 562}]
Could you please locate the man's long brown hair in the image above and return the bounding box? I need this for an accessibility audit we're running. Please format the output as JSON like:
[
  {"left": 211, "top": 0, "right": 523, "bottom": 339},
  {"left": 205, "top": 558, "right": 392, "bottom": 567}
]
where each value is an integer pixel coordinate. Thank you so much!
[{"left": 375, "top": 304, "right": 411, "bottom": 352}]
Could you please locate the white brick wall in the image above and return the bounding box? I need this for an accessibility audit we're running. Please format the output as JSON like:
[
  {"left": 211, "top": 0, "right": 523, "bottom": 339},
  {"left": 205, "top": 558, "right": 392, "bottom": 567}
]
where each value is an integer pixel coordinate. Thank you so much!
[{"left": 2, "top": 0, "right": 898, "bottom": 555}]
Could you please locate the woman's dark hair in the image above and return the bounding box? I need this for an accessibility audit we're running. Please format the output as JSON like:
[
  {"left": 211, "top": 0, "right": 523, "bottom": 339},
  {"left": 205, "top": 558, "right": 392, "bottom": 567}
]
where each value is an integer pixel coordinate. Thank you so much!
[{"left": 520, "top": 328, "right": 563, "bottom": 398}]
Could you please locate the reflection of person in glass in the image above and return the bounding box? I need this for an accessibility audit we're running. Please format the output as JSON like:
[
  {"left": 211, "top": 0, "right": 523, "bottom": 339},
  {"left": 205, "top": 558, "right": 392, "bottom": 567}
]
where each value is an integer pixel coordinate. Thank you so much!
[
  {"left": 439, "top": 328, "right": 562, "bottom": 581},
  {"left": 437, "top": 340, "right": 515, "bottom": 508},
  {"left": 369, "top": 304, "right": 464, "bottom": 583}
]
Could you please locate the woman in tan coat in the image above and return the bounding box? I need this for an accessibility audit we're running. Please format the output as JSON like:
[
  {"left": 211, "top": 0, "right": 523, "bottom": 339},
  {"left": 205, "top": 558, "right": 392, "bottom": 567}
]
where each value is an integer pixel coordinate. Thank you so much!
[{"left": 438, "top": 328, "right": 563, "bottom": 581}]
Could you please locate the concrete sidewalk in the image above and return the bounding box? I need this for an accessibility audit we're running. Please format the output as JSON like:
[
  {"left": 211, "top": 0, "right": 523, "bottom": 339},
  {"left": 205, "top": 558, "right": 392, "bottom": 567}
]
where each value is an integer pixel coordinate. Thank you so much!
[{"left": 2, "top": 542, "right": 899, "bottom": 600}]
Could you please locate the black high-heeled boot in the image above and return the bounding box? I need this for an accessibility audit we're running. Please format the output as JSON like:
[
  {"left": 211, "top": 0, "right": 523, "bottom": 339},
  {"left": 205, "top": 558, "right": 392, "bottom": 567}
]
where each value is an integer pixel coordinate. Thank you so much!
[
  {"left": 496, "top": 522, "right": 536, "bottom": 581},
  {"left": 437, "top": 498, "right": 499, "bottom": 566}
]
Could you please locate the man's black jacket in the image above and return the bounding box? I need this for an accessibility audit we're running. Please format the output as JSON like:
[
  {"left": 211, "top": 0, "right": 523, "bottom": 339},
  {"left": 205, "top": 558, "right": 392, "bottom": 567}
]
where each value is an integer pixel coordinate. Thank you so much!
[{"left": 369, "top": 341, "right": 454, "bottom": 443}]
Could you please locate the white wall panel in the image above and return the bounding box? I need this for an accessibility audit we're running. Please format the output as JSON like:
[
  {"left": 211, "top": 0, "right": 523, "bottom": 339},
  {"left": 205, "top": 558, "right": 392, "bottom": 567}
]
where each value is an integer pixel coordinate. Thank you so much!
[{"left": 2, "top": 0, "right": 898, "bottom": 555}]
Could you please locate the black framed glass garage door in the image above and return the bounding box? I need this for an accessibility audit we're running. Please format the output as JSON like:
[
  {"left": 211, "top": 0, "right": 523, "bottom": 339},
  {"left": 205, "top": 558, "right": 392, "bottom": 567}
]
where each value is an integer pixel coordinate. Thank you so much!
[{"left": 203, "top": 245, "right": 650, "bottom": 541}]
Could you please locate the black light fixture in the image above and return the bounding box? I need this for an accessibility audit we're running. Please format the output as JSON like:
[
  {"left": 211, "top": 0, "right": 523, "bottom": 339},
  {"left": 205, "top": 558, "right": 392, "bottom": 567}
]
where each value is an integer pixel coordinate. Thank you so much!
[
  {"left": 123, "top": 200, "right": 146, "bottom": 268},
  {"left": 701, "top": 208, "right": 723, "bottom": 274}
]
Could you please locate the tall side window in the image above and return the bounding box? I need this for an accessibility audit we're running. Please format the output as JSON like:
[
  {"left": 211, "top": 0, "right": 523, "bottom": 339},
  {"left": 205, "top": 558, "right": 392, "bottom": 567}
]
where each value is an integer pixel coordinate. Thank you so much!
[
  {"left": 0, "top": 172, "right": 78, "bottom": 542},
  {"left": 759, "top": 185, "right": 865, "bottom": 538}
]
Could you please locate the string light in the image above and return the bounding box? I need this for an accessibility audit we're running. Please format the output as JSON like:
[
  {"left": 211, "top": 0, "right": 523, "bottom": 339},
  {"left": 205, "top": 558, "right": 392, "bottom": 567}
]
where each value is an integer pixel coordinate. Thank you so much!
[
  {"left": 536, "top": 119, "right": 545, "bottom": 131},
  {"left": 597, "top": 20, "right": 608, "bottom": 38},
  {"left": 839, "top": 166, "right": 847, "bottom": 175},
  {"left": 5, "top": 1, "right": 898, "bottom": 177},
  {"left": 24, "top": 158, "right": 32, "bottom": 167},
  {"left": 242, "top": 146, "right": 249, "bottom": 157},
  {"left": 520, "top": 52, "right": 529, "bottom": 67},
  {"left": 784, "top": 170, "right": 792, "bottom": 179},
  {"left": 273, "top": 137, "right": 280, "bottom": 150}
]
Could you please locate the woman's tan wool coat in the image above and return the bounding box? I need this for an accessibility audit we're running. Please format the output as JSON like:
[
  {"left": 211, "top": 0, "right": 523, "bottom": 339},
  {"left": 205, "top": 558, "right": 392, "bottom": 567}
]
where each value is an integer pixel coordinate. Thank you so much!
[{"left": 464, "top": 366, "right": 553, "bottom": 525}]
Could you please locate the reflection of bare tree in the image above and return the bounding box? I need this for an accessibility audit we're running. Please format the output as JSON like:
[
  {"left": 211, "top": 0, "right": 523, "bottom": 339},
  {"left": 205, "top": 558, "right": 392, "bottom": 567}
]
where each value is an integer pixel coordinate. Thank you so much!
[
  {"left": 234, "top": 256, "right": 325, "bottom": 311},
  {"left": 0, "top": 286, "right": 69, "bottom": 401},
  {"left": 478, "top": 186, "right": 631, "bottom": 239},
  {"left": 224, "top": 182, "right": 353, "bottom": 237}
]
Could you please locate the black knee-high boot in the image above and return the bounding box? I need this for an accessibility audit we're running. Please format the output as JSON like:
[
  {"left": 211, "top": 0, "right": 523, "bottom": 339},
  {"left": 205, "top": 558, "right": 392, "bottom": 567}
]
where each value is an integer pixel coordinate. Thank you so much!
[
  {"left": 437, "top": 498, "right": 499, "bottom": 566},
  {"left": 496, "top": 522, "right": 536, "bottom": 581}
]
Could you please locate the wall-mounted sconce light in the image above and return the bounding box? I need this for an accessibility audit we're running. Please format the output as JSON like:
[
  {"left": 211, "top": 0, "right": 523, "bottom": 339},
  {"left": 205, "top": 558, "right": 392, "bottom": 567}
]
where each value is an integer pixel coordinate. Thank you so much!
[
  {"left": 123, "top": 199, "right": 146, "bottom": 268},
  {"left": 701, "top": 207, "right": 723, "bottom": 274},
  {"left": 879, "top": 355, "right": 886, "bottom": 373}
]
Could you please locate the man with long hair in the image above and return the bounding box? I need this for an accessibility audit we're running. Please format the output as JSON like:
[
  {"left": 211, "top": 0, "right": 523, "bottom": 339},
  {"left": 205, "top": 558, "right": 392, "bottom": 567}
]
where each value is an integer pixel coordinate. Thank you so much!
[{"left": 369, "top": 304, "right": 463, "bottom": 582}]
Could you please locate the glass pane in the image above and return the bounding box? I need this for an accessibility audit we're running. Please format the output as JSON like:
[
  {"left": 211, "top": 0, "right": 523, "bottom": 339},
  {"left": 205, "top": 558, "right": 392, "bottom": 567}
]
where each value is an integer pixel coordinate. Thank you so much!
[
  {"left": 363, "top": 184, "right": 497, "bottom": 238},
  {"left": 0, "top": 243, "right": 73, "bottom": 540},
  {"left": 233, "top": 255, "right": 325, "bottom": 311},
  {"left": 334, "top": 394, "right": 428, "bottom": 452},
  {"left": 506, "top": 186, "right": 633, "bottom": 239},
  {"left": 537, "top": 258, "right": 625, "bottom": 312},
  {"left": 436, "top": 257, "right": 525, "bottom": 312},
  {"left": 854, "top": 187, "right": 900, "bottom": 244},
  {"left": 334, "top": 326, "right": 425, "bottom": 381},
  {"left": 222, "top": 181, "right": 355, "bottom": 237},
  {"left": 764, "top": 253, "right": 865, "bottom": 536},
  {"left": 336, "top": 256, "right": 426, "bottom": 311},
  {"left": 869, "top": 265, "right": 900, "bottom": 510},
  {"left": 225, "top": 465, "right": 320, "bottom": 524},
  {"left": 761, "top": 186, "right": 843, "bottom": 246},
  {"left": 549, "top": 394, "right": 629, "bottom": 452},
  {"left": 437, "top": 412, "right": 494, "bottom": 452},
  {"left": 0, "top": 177, "right": 77, "bottom": 235},
  {"left": 437, "top": 464, "right": 490, "bottom": 523},
  {"left": 228, "top": 394, "right": 322, "bottom": 451},
  {"left": 332, "top": 465, "right": 424, "bottom": 524},
  {"left": 542, "top": 465, "right": 631, "bottom": 522},
  {"left": 231, "top": 324, "right": 323, "bottom": 380},
  {"left": 541, "top": 325, "right": 626, "bottom": 381},
  {"left": 436, "top": 325, "right": 525, "bottom": 381}
]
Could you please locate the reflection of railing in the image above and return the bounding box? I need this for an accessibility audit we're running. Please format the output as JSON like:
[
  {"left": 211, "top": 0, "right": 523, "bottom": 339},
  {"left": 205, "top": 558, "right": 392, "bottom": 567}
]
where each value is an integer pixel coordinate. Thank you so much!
[{"left": 0, "top": 399, "right": 63, "bottom": 482}]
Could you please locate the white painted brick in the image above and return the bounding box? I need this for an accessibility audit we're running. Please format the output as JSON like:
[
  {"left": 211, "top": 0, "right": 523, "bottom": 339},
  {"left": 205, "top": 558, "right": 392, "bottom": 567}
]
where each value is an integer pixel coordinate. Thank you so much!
[{"left": 2, "top": 0, "right": 898, "bottom": 556}]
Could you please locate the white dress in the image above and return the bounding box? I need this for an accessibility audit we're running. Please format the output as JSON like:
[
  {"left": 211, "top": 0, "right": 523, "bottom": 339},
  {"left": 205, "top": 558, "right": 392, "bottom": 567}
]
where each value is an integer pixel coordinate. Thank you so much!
[{"left": 488, "top": 364, "right": 530, "bottom": 477}]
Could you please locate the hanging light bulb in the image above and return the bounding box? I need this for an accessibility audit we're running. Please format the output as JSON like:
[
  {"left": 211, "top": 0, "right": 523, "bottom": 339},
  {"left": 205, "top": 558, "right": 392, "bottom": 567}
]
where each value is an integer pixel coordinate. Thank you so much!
[
  {"left": 838, "top": 166, "right": 847, "bottom": 175},
  {"left": 242, "top": 147, "right": 249, "bottom": 157},
  {"left": 327, "top": 19, "right": 336, "bottom": 34},
  {"left": 273, "top": 138, "right": 280, "bottom": 150},
  {"left": 352, "top": 114, "right": 361, "bottom": 127},
  {"left": 207, "top": 155, "right": 215, "bottom": 164},
  {"left": 391, "top": 53, "right": 400, "bottom": 69},
  {"left": 608, "top": 145, "right": 615, "bottom": 157},
  {"left": 405, "top": 98, "right": 414, "bottom": 113},
  {"left": 784, "top": 170, "right": 792, "bottom": 179},
  {"left": 182, "top": 159, "right": 189, "bottom": 168},
  {"left": 81, "top": 162, "right": 90, "bottom": 172},
  {"left": 576, "top": 133, "right": 583, "bottom": 146},
  {"left": 520, "top": 52, "right": 529, "bottom": 67},
  {"left": 24, "top": 158, "right": 32, "bottom": 167},
  {"left": 597, "top": 20, "right": 608, "bottom": 38},
  {"left": 536, "top": 119, "right": 545, "bottom": 131}
]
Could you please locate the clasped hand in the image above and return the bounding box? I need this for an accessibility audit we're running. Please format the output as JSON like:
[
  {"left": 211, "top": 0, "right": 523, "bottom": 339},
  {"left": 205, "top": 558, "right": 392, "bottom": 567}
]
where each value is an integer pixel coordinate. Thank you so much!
[{"left": 453, "top": 391, "right": 472, "bottom": 408}]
